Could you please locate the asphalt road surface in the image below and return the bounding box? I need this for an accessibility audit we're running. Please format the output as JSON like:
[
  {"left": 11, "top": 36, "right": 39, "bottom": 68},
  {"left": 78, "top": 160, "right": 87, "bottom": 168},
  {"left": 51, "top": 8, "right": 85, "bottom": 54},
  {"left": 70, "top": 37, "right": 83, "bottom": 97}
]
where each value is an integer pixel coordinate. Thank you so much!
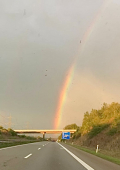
[{"left": 0, "top": 141, "right": 119, "bottom": 170}]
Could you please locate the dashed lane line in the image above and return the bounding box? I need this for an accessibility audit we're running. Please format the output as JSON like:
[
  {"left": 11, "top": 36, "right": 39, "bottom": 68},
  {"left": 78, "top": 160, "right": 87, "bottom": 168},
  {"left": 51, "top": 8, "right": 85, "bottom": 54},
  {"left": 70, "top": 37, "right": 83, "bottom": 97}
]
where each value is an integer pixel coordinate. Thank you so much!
[{"left": 24, "top": 153, "right": 32, "bottom": 159}]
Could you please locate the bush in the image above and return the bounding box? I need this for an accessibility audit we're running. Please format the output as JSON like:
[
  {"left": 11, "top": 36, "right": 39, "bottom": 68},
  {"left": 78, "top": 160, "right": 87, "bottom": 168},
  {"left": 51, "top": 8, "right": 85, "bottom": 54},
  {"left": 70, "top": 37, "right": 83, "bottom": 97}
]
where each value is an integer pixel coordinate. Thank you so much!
[
  {"left": 73, "top": 132, "right": 81, "bottom": 139},
  {"left": 25, "top": 136, "right": 36, "bottom": 140},
  {"left": 88, "top": 124, "right": 109, "bottom": 138},
  {"left": 1, "top": 129, "right": 8, "bottom": 134},
  {"left": 19, "top": 135, "right": 26, "bottom": 138},
  {"left": 0, "top": 126, "right": 3, "bottom": 129},
  {"left": 8, "top": 128, "right": 17, "bottom": 136},
  {"left": 107, "top": 127, "right": 117, "bottom": 136}
]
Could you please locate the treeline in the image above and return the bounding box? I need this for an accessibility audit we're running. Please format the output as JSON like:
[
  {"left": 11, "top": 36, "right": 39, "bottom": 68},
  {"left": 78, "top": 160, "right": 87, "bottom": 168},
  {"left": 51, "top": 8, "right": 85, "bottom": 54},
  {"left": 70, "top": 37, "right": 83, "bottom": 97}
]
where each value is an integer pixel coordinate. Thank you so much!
[
  {"left": 58, "top": 102, "right": 120, "bottom": 140},
  {"left": 0, "top": 126, "right": 17, "bottom": 136},
  {"left": 0, "top": 126, "right": 42, "bottom": 140}
]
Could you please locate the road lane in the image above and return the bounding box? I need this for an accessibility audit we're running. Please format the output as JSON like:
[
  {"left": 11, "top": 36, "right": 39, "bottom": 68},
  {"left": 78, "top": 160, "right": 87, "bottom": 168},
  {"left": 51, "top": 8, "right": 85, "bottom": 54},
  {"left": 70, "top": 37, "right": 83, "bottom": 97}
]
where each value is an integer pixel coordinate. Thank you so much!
[
  {"left": 60, "top": 142, "right": 120, "bottom": 170},
  {"left": 0, "top": 141, "right": 88, "bottom": 170},
  {"left": 58, "top": 142, "right": 94, "bottom": 170},
  {"left": 14, "top": 141, "right": 87, "bottom": 170},
  {"left": 0, "top": 141, "right": 48, "bottom": 170},
  {"left": 0, "top": 141, "right": 119, "bottom": 170}
]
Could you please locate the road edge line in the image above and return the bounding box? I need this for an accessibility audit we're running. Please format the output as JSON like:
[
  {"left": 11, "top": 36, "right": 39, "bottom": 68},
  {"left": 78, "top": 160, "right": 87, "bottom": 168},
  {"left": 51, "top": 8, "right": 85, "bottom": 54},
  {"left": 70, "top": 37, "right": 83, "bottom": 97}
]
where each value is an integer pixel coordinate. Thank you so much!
[
  {"left": 0, "top": 142, "right": 41, "bottom": 151},
  {"left": 57, "top": 142, "right": 94, "bottom": 170}
]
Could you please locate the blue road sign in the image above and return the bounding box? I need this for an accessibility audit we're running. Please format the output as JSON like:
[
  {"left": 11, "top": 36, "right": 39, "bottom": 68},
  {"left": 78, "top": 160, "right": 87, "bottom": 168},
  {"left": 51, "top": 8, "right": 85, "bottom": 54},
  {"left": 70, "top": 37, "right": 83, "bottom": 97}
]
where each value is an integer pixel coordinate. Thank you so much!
[{"left": 62, "top": 132, "right": 70, "bottom": 139}]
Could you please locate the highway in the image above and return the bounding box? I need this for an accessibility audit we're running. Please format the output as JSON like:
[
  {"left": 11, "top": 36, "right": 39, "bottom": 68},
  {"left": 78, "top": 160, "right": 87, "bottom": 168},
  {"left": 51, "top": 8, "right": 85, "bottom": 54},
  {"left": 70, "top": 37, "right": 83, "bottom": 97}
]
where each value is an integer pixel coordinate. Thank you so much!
[{"left": 0, "top": 141, "right": 119, "bottom": 170}]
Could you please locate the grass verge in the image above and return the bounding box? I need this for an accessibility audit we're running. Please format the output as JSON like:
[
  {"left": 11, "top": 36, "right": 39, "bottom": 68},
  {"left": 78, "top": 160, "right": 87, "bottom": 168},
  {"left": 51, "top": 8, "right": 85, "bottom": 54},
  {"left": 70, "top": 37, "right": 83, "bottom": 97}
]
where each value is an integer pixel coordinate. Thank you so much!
[{"left": 65, "top": 143, "right": 120, "bottom": 165}]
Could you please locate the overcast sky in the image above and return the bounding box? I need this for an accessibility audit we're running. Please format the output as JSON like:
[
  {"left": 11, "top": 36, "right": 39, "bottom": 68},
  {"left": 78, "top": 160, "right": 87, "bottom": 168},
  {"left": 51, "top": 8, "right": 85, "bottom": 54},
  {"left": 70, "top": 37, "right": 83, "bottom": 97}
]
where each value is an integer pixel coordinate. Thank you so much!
[{"left": 0, "top": 0, "right": 120, "bottom": 132}]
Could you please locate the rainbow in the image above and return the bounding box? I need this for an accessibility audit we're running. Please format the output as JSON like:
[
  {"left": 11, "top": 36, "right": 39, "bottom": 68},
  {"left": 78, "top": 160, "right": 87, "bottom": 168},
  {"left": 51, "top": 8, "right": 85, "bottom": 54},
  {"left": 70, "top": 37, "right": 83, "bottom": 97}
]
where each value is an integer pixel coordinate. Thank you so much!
[
  {"left": 54, "top": 63, "right": 75, "bottom": 129},
  {"left": 54, "top": 0, "right": 110, "bottom": 129}
]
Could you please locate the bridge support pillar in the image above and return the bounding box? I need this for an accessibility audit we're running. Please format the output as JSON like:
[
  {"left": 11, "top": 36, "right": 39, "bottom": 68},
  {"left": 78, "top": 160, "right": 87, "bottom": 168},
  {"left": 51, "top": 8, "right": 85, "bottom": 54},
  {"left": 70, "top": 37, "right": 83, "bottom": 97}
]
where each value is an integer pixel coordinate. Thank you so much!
[{"left": 43, "top": 133, "right": 45, "bottom": 140}]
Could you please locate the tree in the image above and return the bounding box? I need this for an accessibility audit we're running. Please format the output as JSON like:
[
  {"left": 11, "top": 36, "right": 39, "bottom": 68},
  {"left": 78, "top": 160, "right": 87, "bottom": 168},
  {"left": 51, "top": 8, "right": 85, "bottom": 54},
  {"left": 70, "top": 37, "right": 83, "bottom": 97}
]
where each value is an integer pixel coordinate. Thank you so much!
[
  {"left": 8, "top": 128, "right": 17, "bottom": 136},
  {"left": 64, "top": 123, "right": 78, "bottom": 130}
]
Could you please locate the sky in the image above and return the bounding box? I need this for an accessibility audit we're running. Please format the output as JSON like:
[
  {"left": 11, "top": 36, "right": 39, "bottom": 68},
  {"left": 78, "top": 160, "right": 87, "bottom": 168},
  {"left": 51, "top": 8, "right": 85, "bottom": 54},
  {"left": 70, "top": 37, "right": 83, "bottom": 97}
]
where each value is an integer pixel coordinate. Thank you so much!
[{"left": 0, "top": 0, "right": 120, "bottom": 132}]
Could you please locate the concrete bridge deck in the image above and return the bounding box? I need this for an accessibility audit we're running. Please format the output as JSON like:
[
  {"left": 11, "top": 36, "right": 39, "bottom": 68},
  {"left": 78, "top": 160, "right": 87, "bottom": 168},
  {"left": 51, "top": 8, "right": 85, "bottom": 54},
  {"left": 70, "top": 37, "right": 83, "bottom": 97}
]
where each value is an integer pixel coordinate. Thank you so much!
[{"left": 14, "top": 129, "right": 76, "bottom": 134}]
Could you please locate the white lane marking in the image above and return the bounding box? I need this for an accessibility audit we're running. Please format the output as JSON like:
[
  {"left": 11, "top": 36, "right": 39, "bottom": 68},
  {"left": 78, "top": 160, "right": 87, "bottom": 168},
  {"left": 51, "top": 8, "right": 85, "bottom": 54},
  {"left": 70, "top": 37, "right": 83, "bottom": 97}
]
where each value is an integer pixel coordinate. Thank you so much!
[
  {"left": 24, "top": 153, "right": 32, "bottom": 159},
  {"left": 57, "top": 143, "right": 94, "bottom": 170},
  {"left": 38, "top": 148, "right": 41, "bottom": 150},
  {"left": 0, "top": 142, "right": 42, "bottom": 151}
]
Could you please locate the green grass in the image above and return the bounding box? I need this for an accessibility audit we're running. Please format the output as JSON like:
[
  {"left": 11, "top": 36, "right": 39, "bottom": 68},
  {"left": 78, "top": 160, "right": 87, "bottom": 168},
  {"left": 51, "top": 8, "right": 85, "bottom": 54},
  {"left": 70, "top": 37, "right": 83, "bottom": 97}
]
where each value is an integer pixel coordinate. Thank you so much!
[
  {"left": 107, "top": 127, "right": 117, "bottom": 136},
  {"left": 66, "top": 143, "right": 120, "bottom": 165}
]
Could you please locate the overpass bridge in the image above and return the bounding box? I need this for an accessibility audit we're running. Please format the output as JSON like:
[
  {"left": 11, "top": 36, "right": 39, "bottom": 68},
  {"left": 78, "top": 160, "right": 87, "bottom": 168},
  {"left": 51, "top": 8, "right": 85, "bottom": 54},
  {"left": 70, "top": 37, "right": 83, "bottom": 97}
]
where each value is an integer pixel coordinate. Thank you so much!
[{"left": 14, "top": 129, "right": 76, "bottom": 139}]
